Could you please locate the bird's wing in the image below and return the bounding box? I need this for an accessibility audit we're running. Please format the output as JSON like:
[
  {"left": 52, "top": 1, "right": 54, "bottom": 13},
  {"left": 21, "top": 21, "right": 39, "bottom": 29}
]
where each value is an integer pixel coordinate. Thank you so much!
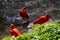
[{"left": 13, "top": 29, "right": 21, "bottom": 35}]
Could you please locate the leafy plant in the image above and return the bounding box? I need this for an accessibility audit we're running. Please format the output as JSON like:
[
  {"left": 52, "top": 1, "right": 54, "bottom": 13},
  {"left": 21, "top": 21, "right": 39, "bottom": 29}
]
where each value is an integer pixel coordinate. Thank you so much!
[
  {"left": 2, "top": 36, "right": 14, "bottom": 40},
  {"left": 2, "top": 22, "right": 60, "bottom": 40}
]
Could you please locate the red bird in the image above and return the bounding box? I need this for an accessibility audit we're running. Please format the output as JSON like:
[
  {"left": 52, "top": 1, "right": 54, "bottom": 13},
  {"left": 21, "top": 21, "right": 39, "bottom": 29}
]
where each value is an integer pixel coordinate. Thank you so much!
[
  {"left": 10, "top": 24, "right": 21, "bottom": 37},
  {"left": 34, "top": 14, "right": 53, "bottom": 25},
  {"left": 19, "top": 6, "right": 29, "bottom": 19}
]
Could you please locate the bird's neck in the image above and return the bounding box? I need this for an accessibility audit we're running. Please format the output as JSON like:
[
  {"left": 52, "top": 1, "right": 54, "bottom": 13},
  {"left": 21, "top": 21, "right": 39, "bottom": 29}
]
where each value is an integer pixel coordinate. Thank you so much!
[
  {"left": 45, "top": 15, "right": 49, "bottom": 20},
  {"left": 22, "top": 7, "right": 26, "bottom": 10},
  {"left": 10, "top": 26, "right": 14, "bottom": 30},
  {"left": 10, "top": 28, "right": 13, "bottom": 30}
]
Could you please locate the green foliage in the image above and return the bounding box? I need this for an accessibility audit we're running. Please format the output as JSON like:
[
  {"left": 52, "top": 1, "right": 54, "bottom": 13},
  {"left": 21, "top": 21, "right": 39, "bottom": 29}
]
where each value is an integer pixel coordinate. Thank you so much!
[
  {"left": 2, "top": 22, "right": 60, "bottom": 40},
  {"left": 2, "top": 36, "right": 14, "bottom": 40}
]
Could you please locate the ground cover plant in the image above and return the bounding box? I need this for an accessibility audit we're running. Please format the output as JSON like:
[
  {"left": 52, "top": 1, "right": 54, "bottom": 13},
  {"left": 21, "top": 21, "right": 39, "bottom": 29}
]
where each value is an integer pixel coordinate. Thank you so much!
[{"left": 2, "top": 21, "right": 60, "bottom": 40}]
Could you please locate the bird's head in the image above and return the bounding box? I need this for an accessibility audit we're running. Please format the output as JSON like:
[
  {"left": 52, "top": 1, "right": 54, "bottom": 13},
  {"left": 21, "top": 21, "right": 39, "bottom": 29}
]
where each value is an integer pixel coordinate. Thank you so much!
[
  {"left": 10, "top": 24, "right": 14, "bottom": 30},
  {"left": 22, "top": 6, "right": 27, "bottom": 10},
  {"left": 45, "top": 13, "right": 50, "bottom": 17},
  {"left": 46, "top": 13, "right": 54, "bottom": 21}
]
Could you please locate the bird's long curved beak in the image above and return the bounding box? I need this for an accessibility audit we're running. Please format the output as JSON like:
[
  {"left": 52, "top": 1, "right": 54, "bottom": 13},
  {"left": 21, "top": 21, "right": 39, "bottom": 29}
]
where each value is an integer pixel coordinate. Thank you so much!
[
  {"left": 22, "top": 6, "right": 27, "bottom": 10},
  {"left": 49, "top": 15, "right": 55, "bottom": 21}
]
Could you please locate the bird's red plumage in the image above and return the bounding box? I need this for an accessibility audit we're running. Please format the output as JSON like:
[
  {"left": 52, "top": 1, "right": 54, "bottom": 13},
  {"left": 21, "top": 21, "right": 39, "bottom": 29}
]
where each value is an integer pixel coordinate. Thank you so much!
[
  {"left": 34, "top": 14, "right": 50, "bottom": 24},
  {"left": 10, "top": 24, "right": 21, "bottom": 37},
  {"left": 10, "top": 28, "right": 21, "bottom": 37},
  {"left": 19, "top": 6, "right": 29, "bottom": 19}
]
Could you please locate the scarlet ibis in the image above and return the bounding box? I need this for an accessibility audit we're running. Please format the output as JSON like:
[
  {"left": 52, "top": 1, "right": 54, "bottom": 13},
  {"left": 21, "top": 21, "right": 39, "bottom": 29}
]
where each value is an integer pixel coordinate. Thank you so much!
[
  {"left": 10, "top": 24, "right": 21, "bottom": 37},
  {"left": 34, "top": 14, "right": 54, "bottom": 25},
  {"left": 19, "top": 6, "right": 29, "bottom": 19},
  {"left": 27, "top": 14, "right": 54, "bottom": 28}
]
